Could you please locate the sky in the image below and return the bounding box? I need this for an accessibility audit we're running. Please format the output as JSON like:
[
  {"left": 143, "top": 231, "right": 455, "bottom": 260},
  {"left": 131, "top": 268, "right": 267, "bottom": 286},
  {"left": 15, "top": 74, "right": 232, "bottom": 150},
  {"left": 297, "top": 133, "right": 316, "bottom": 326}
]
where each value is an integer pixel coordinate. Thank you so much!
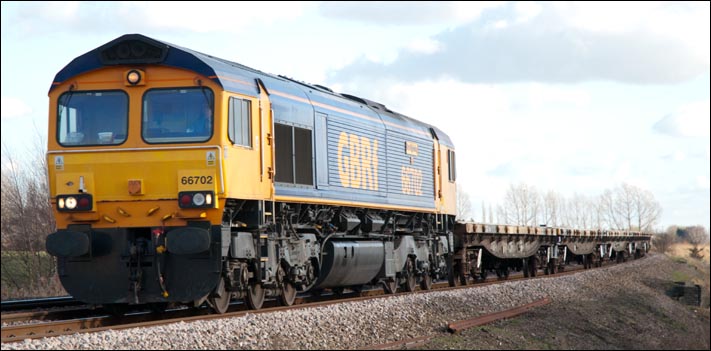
[{"left": 1, "top": 1, "right": 709, "bottom": 230}]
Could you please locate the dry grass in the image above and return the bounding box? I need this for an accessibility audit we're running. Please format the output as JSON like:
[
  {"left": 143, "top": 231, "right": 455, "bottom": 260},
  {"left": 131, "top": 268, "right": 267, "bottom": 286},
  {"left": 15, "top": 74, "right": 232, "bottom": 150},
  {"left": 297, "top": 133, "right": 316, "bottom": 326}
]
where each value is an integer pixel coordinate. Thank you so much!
[{"left": 669, "top": 242, "right": 711, "bottom": 263}]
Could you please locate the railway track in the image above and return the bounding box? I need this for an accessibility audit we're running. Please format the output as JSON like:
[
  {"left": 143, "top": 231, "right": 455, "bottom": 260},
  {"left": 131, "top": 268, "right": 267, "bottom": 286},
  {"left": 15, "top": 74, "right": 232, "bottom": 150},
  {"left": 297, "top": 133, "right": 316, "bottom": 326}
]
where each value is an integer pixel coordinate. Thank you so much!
[
  {"left": 0, "top": 297, "right": 82, "bottom": 313},
  {"left": 1, "top": 257, "right": 627, "bottom": 344}
]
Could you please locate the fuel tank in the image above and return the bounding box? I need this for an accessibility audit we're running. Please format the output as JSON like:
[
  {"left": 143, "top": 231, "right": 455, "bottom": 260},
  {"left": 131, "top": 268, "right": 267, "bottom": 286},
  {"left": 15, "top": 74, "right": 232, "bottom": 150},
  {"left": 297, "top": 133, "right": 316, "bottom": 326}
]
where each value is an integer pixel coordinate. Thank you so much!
[{"left": 313, "top": 241, "right": 384, "bottom": 289}]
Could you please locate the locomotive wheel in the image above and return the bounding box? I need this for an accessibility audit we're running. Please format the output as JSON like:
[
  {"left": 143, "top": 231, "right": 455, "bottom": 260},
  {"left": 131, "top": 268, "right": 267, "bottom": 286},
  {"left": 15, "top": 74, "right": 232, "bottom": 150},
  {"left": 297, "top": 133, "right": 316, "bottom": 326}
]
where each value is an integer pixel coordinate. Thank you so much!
[
  {"left": 246, "top": 282, "right": 265, "bottom": 310},
  {"left": 208, "top": 280, "right": 231, "bottom": 314},
  {"left": 420, "top": 272, "right": 433, "bottom": 290},
  {"left": 279, "top": 281, "right": 297, "bottom": 306},
  {"left": 447, "top": 254, "right": 456, "bottom": 287},
  {"left": 402, "top": 259, "right": 417, "bottom": 292},
  {"left": 383, "top": 278, "right": 398, "bottom": 294}
]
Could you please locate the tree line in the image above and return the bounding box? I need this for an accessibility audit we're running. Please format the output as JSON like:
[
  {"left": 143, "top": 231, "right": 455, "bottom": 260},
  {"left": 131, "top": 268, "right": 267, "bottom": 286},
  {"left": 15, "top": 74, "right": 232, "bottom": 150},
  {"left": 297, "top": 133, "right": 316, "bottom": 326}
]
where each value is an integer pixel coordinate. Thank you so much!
[
  {"left": 459, "top": 182, "right": 662, "bottom": 231},
  {"left": 1, "top": 140, "right": 63, "bottom": 298}
]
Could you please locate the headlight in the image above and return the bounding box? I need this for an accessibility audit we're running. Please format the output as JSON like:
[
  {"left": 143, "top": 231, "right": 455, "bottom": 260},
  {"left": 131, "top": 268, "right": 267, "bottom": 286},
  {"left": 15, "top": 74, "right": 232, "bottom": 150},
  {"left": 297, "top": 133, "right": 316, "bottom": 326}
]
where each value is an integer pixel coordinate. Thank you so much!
[
  {"left": 126, "top": 69, "right": 142, "bottom": 85},
  {"left": 66, "top": 197, "right": 77, "bottom": 209},
  {"left": 177, "top": 191, "right": 215, "bottom": 209},
  {"left": 193, "top": 193, "right": 205, "bottom": 206},
  {"left": 56, "top": 194, "right": 93, "bottom": 212}
]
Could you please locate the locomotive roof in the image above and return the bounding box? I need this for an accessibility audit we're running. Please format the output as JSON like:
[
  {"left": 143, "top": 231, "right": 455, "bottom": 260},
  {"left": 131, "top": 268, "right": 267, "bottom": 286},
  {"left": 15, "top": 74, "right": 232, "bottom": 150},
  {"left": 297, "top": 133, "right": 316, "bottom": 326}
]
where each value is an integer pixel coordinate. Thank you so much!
[{"left": 51, "top": 33, "right": 453, "bottom": 147}]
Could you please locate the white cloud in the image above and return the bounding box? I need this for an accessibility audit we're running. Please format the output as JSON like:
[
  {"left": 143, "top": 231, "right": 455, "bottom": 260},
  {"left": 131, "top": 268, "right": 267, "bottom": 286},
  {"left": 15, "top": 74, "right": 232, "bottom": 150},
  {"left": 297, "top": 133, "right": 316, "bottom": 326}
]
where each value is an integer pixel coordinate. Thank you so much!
[
  {"left": 331, "top": 2, "right": 710, "bottom": 84},
  {"left": 661, "top": 150, "right": 687, "bottom": 162},
  {"left": 405, "top": 38, "right": 442, "bottom": 54},
  {"left": 513, "top": 1, "right": 542, "bottom": 24},
  {"left": 1, "top": 97, "right": 32, "bottom": 120},
  {"left": 654, "top": 100, "right": 710, "bottom": 137},
  {"left": 318, "top": 1, "right": 501, "bottom": 26},
  {"left": 6, "top": 2, "right": 309, "bottom": 36},
  {"left": 553, "top": 2, "right": 710, "bottom": 66},
  {"left": 132, "top": 2, "right": 307, "bottom": 33},
  {"left": 696, "top": 176, "right": 710, "bottom": 191}
]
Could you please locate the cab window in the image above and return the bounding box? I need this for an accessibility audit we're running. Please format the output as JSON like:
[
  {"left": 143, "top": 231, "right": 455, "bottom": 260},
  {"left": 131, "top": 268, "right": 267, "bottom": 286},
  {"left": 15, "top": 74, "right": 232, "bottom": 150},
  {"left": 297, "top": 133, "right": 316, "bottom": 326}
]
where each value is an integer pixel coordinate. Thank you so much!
[
  {"left": 228, "top": 97, "right": 251, "bottom": 147},
  {"left": 57, "top": 90, "right": 128, "bottom": 146},
  {"left": 447, "top": 149, "right": 456, "bottom": 182},
  {"left": 142, "top": 88, "right": 213, "bottom": 143}
]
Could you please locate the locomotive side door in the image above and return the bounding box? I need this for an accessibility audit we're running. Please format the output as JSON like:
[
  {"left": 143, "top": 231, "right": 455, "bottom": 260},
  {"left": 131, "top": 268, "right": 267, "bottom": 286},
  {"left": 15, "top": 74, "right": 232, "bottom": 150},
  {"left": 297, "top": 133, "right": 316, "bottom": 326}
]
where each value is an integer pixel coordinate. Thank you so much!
[{"left": 256, "top": 79, "right": 275, "bottom": 201}]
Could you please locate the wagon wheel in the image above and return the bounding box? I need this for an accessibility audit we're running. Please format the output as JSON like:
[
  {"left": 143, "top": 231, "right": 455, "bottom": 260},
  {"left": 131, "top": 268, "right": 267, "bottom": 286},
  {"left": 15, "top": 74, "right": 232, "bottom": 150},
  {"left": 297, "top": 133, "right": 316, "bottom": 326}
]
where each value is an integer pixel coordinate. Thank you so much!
[
  {"left": 470, "top": 266, "right": 479, "bottom": 280},
  {"left": 523, "top": 258, "right": 530, "bottom": 278},
  {"left": 401, "top": 258, "right": 417, "bottom": 292},
  {"left": 496, "top": 265, "right": 509, "bottom": 280},
  {"left": 528, "top": 256, "right": 538, "bottom": 277},
  {"left": 420, "top": 270, "right": 433, "bottom": 291},
  {"left": 208, "top": 278, "right": 231, "bottom": 314},
  {"left": 479, "top": 265, "right": 488, "bottom": 281},
  {"left": 596, "top": 253, "right": 603, "bottom": 267},
  {"left": 383, "top": 278, "right": 398, "bottom": 294},
  {"left": 458, "top": 260, "right": 469, "bottom": 286},
  {"left": 548, "top": 259, "right": 558, "bottom": 274},
  {"left": 279, "top": 281, "right": 297, "bottom": 306},
  {"left": 246, "top": 282, "right": 265, "bottom": 310}
]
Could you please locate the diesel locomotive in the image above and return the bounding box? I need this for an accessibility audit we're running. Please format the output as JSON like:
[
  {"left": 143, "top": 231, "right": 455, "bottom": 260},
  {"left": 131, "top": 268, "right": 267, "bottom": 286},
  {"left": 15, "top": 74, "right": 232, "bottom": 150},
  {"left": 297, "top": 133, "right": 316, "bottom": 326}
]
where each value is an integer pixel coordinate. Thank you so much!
[
  {"left": 44, "top": 34, "right": 651, "bottom": 315},
  {"left": 45, "top": 34, "right": 457, "bottom": 314}
]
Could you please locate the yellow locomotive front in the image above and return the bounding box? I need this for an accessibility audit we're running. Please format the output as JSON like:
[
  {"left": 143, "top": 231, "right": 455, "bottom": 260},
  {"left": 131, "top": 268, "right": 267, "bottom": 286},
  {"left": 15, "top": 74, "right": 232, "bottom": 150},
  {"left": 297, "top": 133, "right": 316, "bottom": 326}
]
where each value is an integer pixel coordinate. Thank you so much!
[{"left": 46, "top": 61, "right": 234, "bottom": 309}]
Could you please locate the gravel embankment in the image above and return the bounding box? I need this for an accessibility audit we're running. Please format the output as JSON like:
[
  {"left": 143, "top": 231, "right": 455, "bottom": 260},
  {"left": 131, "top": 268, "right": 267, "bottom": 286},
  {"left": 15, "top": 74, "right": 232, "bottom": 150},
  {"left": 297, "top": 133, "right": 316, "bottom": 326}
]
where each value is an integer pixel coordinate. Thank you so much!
[{"left": 4, "top": 256, "right": 667, "bottom": 350}]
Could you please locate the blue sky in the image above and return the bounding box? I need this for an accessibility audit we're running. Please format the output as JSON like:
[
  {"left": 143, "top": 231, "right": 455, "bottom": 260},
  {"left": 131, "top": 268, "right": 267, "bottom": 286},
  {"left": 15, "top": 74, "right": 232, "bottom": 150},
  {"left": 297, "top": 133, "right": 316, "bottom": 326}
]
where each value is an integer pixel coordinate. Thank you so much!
[{"left": 1, "top": 1, "right": 709, "bottom": 229}]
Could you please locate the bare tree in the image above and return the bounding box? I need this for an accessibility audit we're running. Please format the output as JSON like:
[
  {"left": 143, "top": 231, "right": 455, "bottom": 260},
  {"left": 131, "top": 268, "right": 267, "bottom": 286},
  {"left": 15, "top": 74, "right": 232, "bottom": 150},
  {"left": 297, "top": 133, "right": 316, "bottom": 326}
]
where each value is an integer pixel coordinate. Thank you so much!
[
  {"left": 633, "top": 188, "right": 662, "bottom": 231},
  {"left": 613, "top": 183, "right": 636, "bottom": 230},
  {"left": 653, "top": 226, "right": 677, "bottom": 254},
  {"left": 599, "top": 189, "right": 619, "bottom": 229},
  {"left": 493, "top": 182, "right": 662, "bottom": 232},
  {"left": 456, "top": 186, "right": 472, "bottom": 220},
  {"left": 502, "top": 183, "right": 540, "bottom": 226},
  {"left": 686, "top": 225, "right": 709, "bottom": 259},
  {"left": 566, "top": 193, "right": 594, "bottom": 229},
  {"left": 488, "top": 204, "right": 494, "bottom": 224},
  {"left": 1, "top": 136, "right": 60, "bottom": 299},
  {"left": 541, "top": 190, "right": 561, "bottom": 226},
  {"left": 591, "top": 195, "right": 606, "bottom": 229},
  {"left": 496, "top": 204, "right": 507, "bottom": 225},
  {"left": 601, "top": 183, "right": 661, "bottom": 231},
  {"left": 481, "top": 201, "right": 486, "bottom": 223}
]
